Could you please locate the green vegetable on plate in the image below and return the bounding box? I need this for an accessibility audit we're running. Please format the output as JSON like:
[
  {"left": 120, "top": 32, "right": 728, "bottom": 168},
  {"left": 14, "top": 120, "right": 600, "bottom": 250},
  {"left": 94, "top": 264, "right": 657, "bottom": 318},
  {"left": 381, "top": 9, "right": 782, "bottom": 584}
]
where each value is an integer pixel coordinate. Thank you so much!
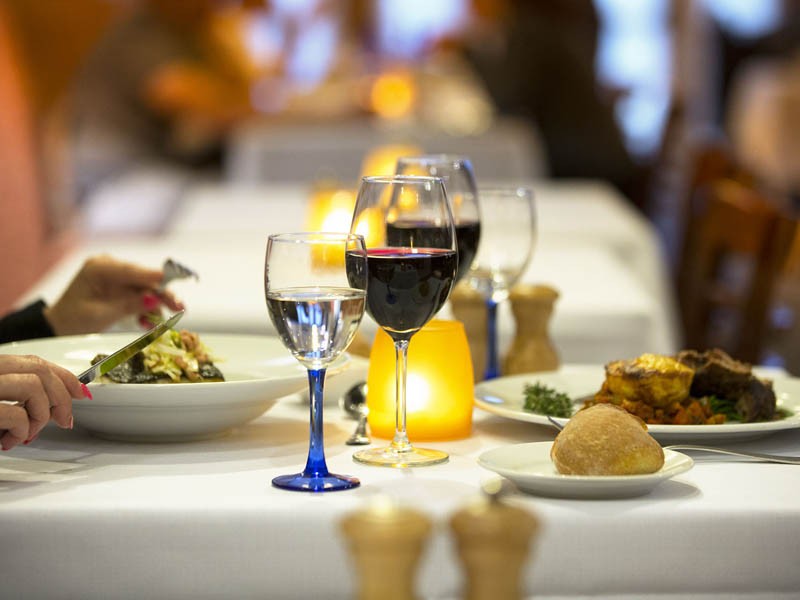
[{"left": 523, "top": 382, "right": 574, "bottom": 418}]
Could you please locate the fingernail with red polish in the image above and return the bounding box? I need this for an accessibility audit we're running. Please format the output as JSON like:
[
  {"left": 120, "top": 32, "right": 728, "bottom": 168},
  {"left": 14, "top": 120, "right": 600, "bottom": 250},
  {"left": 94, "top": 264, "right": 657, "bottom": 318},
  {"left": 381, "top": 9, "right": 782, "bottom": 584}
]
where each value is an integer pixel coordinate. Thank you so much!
[
  {"left": 68, "top": 416, "right": 74, "bottom": 430},
  {"left": 142, "top": 293, "right": 160, "bottom": 311},
  {"left": 81, "top": 383, "right": 93, "bottom": 400}
]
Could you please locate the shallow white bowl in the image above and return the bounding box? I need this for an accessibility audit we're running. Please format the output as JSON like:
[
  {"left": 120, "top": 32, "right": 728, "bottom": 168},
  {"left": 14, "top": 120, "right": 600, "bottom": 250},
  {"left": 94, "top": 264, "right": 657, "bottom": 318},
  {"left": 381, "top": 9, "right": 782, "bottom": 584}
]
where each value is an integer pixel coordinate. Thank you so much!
[{"left": 0, "top": 333, "right": 350, "bottom": 442}]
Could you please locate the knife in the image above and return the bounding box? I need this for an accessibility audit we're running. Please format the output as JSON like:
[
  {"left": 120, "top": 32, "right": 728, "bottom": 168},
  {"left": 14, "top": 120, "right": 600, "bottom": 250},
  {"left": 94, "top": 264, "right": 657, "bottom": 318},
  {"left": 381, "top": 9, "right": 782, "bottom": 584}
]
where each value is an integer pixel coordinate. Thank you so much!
[{"left": 78, "top": 310, "right": 185, "bottom": 384}]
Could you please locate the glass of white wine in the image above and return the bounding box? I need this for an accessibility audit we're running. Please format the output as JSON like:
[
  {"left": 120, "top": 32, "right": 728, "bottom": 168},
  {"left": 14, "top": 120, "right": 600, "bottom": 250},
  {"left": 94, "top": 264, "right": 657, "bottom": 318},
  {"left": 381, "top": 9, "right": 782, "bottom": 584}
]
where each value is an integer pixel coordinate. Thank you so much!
[{"left": 265, "top": 232, "right": 367, "bottom": 491}]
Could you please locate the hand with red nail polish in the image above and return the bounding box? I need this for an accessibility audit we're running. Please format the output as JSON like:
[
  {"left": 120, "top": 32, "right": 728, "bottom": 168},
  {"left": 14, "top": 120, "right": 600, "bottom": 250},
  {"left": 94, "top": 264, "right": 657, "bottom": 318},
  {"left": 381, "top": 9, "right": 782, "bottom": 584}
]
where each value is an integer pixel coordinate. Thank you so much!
[
  {"left": 0, "top": 355, "right": 84, "bottom": 451},
  {"left": 42, "top": 255, "right": 185, "bottom": 336}
]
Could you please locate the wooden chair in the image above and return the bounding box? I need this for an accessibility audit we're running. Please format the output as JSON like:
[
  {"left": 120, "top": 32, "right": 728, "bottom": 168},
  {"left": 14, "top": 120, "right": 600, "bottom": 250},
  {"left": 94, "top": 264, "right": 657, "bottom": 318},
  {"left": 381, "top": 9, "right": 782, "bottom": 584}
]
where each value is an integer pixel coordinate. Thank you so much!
[{"left": 678, "top": 179, "right": 797, "bottom": 363}]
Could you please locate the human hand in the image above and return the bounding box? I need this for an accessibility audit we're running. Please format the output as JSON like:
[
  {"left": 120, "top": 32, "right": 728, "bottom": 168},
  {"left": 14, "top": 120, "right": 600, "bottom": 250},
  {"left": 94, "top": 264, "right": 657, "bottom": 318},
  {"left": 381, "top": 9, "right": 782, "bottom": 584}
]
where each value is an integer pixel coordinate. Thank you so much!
[
  {"left": 0, "top": 355, "right": 90, "bottom": 450},
  {"left": 43, "top": 255, "right": 185, "bottom": 336}
]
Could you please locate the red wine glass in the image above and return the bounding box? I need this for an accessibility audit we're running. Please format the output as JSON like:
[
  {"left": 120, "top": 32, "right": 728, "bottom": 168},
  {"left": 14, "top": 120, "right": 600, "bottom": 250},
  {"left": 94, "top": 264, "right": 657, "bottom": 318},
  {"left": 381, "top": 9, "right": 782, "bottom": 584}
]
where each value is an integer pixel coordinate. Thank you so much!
[{"left": 347, "top": 175, "right": 457, "bottom": 467}]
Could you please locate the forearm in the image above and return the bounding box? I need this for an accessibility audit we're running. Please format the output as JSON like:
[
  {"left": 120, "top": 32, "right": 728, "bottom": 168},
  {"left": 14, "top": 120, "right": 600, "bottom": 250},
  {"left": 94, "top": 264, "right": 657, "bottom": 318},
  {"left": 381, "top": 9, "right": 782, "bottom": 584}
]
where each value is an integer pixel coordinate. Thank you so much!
[{"left": 0, "top": 300, "right": 56, "bottom": 344}]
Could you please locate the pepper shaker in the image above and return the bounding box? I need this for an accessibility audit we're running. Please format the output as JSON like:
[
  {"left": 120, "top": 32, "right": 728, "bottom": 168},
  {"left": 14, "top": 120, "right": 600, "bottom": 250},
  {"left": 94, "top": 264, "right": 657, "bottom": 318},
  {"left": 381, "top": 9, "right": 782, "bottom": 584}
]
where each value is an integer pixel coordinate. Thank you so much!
[
  {"left": 449, "top": 481, "right": 540, "bottom": 600},
  {"left": 449, "top": 282, "right": 487, "bottom": 382},
  {"left": 504, "top": 284, "right": 560, "bottom": 375},
  {"left": 340, "top": 500, "right": 432, "bottom": 600}
]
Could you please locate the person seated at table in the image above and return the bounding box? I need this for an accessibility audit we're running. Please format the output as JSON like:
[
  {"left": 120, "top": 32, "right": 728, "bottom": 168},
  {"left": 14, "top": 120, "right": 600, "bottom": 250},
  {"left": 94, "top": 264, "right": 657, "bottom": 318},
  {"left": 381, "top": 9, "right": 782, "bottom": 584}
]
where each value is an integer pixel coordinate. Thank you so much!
[
  {"left": 0, "top": 354, "right": 87, "bottom": 451},
  {"left": 0, "top": 255, "right": 185, "bottom": 451},
  {"left": 0, "top": 255, "right": 184, "bottom": 344}
]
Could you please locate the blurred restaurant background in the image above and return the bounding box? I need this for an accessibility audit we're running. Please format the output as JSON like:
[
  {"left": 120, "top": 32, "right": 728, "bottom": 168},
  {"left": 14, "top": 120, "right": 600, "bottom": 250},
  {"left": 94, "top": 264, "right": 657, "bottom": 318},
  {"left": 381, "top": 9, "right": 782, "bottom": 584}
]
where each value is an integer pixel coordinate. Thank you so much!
[{"left": 2, "top": 0, "right": 800, "bottom": 372}]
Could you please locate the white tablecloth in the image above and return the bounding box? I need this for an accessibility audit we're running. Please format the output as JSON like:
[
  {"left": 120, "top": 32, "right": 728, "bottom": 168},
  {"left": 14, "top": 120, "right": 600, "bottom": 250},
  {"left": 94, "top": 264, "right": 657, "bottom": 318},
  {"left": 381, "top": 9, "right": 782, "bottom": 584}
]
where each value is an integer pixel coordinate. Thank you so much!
[
  {"left": 30, "top": 180, "right": 677, "bottom": 365},
  {"left": 225, "top": 116, "right": 549, "bottom": 183},
  {"left": 0, "top": 362, "right": 798, "bottom": 600},
  {"left": 4, "top": 179, "right": 798, "bottom": 598}
]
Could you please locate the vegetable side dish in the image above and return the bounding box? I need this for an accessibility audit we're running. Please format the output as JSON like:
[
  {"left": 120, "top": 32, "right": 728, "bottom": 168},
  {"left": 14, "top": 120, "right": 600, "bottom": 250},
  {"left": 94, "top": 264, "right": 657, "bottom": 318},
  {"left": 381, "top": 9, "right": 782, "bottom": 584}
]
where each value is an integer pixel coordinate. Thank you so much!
[{"left": 92, "top": 330, "right": 224, "bottom": 383}]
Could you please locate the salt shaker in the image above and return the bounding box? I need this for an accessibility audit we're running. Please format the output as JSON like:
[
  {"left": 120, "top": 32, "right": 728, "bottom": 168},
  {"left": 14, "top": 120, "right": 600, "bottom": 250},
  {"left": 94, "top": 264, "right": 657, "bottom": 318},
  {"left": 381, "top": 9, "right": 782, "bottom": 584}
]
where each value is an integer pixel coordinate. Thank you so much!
[
  {"left": 503, "top": 284, "right": 560, "bottom": 375},
  {"left": 449, "top": 481, "right": 540, "bottom": 600},
  {"left": 449, "top": 282, "right": 487, "bottom": 382},
  {"left": 340, "top": 500, "right": 432, "bottom": 600}
]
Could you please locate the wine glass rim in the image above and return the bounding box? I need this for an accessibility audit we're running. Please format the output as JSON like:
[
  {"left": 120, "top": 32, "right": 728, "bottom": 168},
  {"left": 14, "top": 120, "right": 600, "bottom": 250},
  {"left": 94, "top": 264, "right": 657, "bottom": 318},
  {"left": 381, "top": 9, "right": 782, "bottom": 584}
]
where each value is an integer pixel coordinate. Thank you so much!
[
  {"left": 477, "top": 185, "right": 535, "bottom": 197},
  {"left": 361, "top": 174, "right": 444, "bottom": 185},
  {"left": 396, "top": 154, "right": 473, "bottom": 166},
  {"left": 268, "top": 232, "right": 364, "bottom": 243}
]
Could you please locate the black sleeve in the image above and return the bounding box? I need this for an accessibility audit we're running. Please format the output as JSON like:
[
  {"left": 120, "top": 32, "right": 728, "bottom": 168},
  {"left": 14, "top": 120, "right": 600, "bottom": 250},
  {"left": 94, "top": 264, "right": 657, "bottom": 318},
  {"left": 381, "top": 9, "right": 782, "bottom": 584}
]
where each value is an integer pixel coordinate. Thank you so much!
[{"left": 0, "top": 300, "right": 56, "bottom": 344}]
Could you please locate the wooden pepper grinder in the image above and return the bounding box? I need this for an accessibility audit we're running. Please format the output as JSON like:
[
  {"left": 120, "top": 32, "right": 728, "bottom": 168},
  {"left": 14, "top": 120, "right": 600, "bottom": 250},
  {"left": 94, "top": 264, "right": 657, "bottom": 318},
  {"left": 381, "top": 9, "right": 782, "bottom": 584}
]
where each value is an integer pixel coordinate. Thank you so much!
[
  {"left": 449, "top": 481, "right": 540, "bottom": 600},
  {"left": 449, "top": 282, "right": 487, "bottom": 382},
  {"left": 340, "top": 500, "right": 432, "bottom": 600},
  {"left": 503, "top": 284, "right": 560, "bottom": 375}
]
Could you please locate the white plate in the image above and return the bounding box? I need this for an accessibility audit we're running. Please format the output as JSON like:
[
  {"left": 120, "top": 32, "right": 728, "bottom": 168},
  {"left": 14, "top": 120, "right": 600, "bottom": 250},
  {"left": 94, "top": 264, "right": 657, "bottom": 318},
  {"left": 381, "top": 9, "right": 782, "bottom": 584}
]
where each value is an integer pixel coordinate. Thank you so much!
[
  {"left": 474, "top": 365, "right": 800, "bottom": 443},
  {"left": 478, "top": 441, "right": 694, "bottom": 499},
  {"left": 0, "top": 333, "right": 350, "bottom": 442}
]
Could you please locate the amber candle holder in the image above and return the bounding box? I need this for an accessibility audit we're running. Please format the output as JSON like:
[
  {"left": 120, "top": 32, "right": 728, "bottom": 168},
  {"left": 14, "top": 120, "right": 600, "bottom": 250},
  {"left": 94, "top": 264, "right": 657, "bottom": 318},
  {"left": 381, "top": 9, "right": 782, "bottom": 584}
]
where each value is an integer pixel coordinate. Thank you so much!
[{"left": 366, "top": 319, "right": 474, "bottom": 441}]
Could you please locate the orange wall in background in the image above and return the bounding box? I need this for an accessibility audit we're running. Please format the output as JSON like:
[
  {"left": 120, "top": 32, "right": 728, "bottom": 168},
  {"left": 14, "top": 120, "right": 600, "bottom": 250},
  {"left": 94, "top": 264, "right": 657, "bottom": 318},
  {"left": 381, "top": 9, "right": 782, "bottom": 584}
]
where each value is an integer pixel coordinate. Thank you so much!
[
  {"left": 0, "top": 3, "right": 93, "bottom": 313},
  {"left": 4, "top": 0, "right": 129, "bottom": 113}
]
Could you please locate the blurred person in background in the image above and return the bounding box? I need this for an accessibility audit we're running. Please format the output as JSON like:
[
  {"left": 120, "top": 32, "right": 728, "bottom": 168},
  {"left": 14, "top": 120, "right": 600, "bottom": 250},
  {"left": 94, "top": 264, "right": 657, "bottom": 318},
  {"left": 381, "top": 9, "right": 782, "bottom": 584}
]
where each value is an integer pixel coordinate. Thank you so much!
[
  {"left": 456, "top": 0, "right": 644, "bottom": 205},
  {"left": 718, "top": 0, "right": 800, "bottom": 206},
  {"left": 69, "top": 0, "right": 267, "bottom": 203}
]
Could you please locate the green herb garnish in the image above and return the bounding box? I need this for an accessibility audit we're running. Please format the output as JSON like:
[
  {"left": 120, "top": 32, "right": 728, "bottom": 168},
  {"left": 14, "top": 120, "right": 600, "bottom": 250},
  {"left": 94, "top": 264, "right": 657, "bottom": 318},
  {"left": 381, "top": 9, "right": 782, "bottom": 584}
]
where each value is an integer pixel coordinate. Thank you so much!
[
  {"left": 706, "top": 395, "right": 740, "bottom": 421},
  {"left": 523, "top": 382, "right": 574, "bottom": 418}
]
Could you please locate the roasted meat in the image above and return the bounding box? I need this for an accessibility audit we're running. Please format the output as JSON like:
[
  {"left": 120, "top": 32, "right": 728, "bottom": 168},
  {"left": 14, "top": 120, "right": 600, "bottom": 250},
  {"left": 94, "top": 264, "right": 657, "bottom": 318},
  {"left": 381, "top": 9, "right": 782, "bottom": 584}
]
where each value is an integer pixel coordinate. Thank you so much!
[{"left": 676, "top": 349, "right": 776, "bottom": 422}]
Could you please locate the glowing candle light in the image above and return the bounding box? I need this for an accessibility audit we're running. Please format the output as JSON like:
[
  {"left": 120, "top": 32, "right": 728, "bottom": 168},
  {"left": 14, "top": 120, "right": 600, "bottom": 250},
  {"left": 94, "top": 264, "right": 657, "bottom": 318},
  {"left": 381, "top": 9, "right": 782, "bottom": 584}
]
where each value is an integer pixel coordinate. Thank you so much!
[{"left": 366, "top": 319, "right": 474, "bottom": 441}]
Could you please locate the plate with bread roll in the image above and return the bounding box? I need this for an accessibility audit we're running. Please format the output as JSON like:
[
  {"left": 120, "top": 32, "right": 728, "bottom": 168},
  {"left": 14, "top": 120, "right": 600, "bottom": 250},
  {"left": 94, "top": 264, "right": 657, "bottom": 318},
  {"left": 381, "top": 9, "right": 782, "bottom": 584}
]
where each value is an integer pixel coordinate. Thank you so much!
[
  {"left": 478, "top": 404, "right": 695, "bottom": 499},
  {"left": 474, "top": 349, "right": 800, "bottom": 443}
]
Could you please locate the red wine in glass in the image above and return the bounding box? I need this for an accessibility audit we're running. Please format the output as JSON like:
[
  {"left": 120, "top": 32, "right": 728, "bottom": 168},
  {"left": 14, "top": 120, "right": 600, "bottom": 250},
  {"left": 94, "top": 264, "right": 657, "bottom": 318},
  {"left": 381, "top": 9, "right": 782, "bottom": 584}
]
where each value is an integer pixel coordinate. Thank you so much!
[
  {"left": 385, "top": 220, "right": 480, "bottom": 284},
  {"left": 347, "top": 247, "right": 457, "bottom": 342}
]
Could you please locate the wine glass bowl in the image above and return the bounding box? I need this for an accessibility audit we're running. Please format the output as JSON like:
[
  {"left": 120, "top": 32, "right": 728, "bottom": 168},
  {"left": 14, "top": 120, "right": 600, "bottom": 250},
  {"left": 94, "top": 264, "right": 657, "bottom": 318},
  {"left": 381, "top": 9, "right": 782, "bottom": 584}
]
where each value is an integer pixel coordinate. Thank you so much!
[
  {"left": 465, "top": 186, "right": 536, "bottom": 380},
  {"left": 265, "top": 232, "right": 367, "bottom": 491},
  {"left": 395, "top": 155, "right": 480, "bottom": 283},
  {"left": 348, "top": 175, "right": 457, "bottom": 467}
]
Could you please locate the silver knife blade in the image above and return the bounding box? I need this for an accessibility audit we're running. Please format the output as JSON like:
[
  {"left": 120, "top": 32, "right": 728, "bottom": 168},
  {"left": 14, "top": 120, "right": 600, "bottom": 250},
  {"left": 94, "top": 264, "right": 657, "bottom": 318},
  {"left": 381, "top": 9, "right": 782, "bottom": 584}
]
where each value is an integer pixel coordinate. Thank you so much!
[{"left": 78, "top": 310, "right": 185, "bottom": 384}]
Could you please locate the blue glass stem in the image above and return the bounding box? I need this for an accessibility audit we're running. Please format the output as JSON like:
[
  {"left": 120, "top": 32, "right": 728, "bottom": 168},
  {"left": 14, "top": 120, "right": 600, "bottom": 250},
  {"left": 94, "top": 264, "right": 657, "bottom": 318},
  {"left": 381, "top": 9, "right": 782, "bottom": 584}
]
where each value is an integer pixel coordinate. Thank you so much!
[
  {"left": 484, "top": 299, "right": 500, "bottom": 380},
  {"left": 303, "top": 368, "right": 330, "bottom": 478}
]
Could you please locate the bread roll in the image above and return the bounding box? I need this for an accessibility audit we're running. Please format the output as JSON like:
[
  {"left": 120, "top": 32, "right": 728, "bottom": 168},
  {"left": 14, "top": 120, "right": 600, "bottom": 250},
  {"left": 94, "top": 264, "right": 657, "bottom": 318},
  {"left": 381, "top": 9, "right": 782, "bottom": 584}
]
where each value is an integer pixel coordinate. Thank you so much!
[{"left": 550, "top": 404, "right": 665, "bottom": 475}]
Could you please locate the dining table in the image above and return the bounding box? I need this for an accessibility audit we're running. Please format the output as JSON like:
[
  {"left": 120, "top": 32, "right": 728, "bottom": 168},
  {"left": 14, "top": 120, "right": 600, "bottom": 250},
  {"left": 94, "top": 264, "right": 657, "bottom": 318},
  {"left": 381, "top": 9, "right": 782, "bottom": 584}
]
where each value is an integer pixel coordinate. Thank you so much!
[
  {"left": 23, "top": 178, "right": 679, "bottom": 365},
  {"left": 3, "top": 177, "right": 800, "bottom": 599},
  {"left": 0, "top": 355, "right": 799, "bottom": 599}
]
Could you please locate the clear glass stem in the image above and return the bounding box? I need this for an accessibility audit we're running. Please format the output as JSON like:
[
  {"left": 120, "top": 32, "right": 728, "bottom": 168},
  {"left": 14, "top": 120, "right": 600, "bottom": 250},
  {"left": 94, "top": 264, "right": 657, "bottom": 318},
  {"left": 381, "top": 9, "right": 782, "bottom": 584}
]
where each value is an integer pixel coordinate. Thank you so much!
[
  {"left": 303, "top": 368, "right": 330, "bottom": 478},
  {"left": 391, "top": 339, "right": 413, "bottom": 453},
  {"left": 484, "top": 299, "right": 500, "bottom": 380}
]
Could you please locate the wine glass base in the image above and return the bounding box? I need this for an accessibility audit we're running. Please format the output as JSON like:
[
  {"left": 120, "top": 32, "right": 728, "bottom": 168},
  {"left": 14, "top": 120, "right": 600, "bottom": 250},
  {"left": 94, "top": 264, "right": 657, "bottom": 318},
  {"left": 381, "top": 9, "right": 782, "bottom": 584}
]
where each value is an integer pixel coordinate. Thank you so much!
[
  {"left": 272, "top": 472, "right": 360, "bottom": 492},
  {"left": 353, "top": 446, "right": 449, "bottom": 468}
]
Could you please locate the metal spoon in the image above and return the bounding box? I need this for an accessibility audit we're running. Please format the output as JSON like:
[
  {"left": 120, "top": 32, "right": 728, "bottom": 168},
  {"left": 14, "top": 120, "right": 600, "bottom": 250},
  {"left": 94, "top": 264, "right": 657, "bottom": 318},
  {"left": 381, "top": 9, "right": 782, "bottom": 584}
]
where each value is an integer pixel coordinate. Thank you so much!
[
  {"left": 546, "top": 416, "right": 800, "bottom": 465},
  {"left": 341, "top": 382, "right": 370, "bottom": 445}
]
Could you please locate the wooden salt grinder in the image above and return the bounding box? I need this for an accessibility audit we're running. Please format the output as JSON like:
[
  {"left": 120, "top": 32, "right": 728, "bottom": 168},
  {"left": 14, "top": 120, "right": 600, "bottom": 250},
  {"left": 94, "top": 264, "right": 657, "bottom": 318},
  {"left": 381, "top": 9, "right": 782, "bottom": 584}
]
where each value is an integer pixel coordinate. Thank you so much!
[
  {"left": 449, "top": 282, "right": 487, "bottom": 382},
  {"left": 340, "top": 502, "right": 432, "bottom": 600},
  {"left": 504, "top": 284, "right": 560, "bottom": 375},
  {"left": 449, "top": 482, "right": 540, "bottom": 600}
]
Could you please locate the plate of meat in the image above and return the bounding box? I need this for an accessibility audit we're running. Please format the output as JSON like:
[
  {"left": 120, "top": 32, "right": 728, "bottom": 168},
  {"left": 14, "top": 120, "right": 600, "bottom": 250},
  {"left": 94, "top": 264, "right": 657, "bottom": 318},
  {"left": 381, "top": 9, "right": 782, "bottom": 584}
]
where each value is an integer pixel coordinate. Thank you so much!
[{"left": 475, "top": 350, "right": 800, "bottom": 443}]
